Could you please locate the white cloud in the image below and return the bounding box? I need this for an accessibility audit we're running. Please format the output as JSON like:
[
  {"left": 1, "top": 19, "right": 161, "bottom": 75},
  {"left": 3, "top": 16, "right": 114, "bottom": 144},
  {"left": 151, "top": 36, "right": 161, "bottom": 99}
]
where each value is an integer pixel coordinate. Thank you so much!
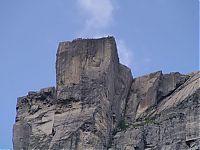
[
  {"left": 78, "top": 0, "right": 113, "bottom": 35},
  {"left": 117, "top": 40, "right": 133, "bottom": 67},
  {"left": 77, "top": 0, "right": 134, "bottom": 68}
]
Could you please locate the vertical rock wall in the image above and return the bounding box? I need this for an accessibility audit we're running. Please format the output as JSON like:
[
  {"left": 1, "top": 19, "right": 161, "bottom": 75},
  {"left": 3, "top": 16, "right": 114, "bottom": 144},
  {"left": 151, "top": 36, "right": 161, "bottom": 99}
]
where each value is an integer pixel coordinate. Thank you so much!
[
  {"left": 52, "top": 37, "right": 133, "bottom": 149},
  {"left": 13, "top": 37, "right": 199, "bottom": 150},
  {"left": 13, "top": 37, "right": 133, "bottom": 150}
]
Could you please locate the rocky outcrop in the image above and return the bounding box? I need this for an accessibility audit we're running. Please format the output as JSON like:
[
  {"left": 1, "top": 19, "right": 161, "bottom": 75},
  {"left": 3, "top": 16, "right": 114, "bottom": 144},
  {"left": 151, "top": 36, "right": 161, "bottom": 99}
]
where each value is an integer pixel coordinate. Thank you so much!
[
  {"left": 125, "top": 71, "right": 189, "bottom": 122},
  {"left": 13, "top": 37, "right": 200, "bottom": 150},
  {"left": 13, "top": 87, "right": 56, "bottom": 150},
  {"left": 111, "top": 71, "right": 200, "bottom": 150}
]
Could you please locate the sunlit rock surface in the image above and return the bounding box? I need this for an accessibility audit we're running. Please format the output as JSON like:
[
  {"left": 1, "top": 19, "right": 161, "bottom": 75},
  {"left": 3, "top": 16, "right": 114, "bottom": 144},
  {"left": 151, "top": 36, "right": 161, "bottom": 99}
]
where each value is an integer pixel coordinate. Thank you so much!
[{"left": 13, "top": 37, "right": 200, "bottom": 150}]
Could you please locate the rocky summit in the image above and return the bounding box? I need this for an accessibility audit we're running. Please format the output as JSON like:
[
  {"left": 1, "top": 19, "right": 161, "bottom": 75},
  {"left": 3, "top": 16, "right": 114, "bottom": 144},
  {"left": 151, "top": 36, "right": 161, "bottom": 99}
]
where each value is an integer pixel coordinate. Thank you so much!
[{"left": 13, "top": 37, "right": 200, "bottom": 150}]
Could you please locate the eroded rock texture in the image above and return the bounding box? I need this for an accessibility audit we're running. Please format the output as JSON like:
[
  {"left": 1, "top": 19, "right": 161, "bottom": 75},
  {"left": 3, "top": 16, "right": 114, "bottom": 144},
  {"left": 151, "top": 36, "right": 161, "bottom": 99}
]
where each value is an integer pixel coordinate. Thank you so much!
[
  {"left": 112, "top": 72, "right": 200, "bottom": 150},
  {"left": 13, "top": 37, "right": 200, "bottom": 150}
]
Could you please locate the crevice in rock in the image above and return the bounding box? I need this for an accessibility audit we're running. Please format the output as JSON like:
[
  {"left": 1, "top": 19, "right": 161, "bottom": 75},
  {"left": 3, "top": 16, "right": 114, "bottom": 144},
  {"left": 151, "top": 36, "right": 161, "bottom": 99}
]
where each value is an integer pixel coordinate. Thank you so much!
[
  {"left": 106, "top": 78, "right": 134, "bottom": 149},
  {"left": 123, "top": 79, "right": 134, "bottom": 119}
]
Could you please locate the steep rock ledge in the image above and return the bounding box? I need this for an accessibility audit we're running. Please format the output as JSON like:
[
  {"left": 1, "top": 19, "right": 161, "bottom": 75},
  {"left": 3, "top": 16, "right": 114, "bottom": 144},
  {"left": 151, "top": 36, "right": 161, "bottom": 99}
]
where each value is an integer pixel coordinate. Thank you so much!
[
  {"left": 13, "top": 37, "right": 133, "bottom": 150},
  {"left": 13, "top": 37, "right": 200, "bottom": 150},
  {"left": 111, "top": 71, "right": 200, "bottom": 150}
]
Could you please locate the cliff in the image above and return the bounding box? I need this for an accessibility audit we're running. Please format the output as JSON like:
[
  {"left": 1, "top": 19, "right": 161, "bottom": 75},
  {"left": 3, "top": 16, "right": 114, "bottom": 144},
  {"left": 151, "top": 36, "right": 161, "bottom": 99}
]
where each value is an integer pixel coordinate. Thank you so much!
[{"left": 13, "top": 37, "right": 200, "bottom": 150}]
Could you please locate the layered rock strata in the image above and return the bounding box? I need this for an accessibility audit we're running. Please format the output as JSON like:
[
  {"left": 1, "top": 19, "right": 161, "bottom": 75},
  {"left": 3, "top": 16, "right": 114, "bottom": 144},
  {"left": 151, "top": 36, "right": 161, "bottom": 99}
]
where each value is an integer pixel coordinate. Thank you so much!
[{"left": 13, "top": 37, "right": 200, "bottom": 150}]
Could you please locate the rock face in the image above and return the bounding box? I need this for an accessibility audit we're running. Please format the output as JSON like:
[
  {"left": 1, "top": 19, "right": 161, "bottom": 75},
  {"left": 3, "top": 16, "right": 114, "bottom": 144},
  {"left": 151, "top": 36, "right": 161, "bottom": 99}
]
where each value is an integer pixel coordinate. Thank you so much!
[
  {"left": 13, "top": 37, "right": 200, "bottom": 150},
  {"left": 113, "top": 71, "right": 200, "bottom": 150}
]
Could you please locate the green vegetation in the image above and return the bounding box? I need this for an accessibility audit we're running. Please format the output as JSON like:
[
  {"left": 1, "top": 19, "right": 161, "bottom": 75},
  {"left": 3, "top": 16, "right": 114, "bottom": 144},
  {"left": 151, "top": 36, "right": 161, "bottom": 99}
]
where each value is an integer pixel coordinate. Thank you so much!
[
  {"left": 117, "top": 119, "right": 129, "bottom": 130},
  {"left": 117, "top": 117, "right": 157, "bottom": 130},
  {"left": 144, "top": 117, "right": 155, "bottom": 124},
  {"left": 131, "top": 117, "right": 156, "bottom": 128}
]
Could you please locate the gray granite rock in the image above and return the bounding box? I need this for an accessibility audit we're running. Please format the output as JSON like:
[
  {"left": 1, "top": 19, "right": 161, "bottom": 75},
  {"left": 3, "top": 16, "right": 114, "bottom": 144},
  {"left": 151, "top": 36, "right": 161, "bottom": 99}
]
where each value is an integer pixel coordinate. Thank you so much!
[
  {"left": 111, "top": 71, "right": 200, "bottom": 150},
  {"left": 13, "top": 37, "right": 200, "bottom": 150},
  {"left": 125, "top": 71, "right": 188, "bottom": 122},
  {"left": 13, "top": 37, "right": 133, "bottom": 150}
]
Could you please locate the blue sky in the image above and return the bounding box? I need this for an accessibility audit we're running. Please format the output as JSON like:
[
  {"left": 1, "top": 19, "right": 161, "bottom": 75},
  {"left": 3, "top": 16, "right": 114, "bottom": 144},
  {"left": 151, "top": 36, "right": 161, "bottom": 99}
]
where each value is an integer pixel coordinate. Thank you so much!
[{"left": 0, "top": 0, "right": 199, "bottom": 148}]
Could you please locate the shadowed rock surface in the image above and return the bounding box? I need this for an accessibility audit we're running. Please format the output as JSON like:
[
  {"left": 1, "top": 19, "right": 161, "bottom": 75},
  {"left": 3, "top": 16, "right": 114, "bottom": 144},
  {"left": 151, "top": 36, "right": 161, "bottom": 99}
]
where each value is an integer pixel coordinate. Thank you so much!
[{"left": 13, "top": 37, "right": 200, "bottom": 150}]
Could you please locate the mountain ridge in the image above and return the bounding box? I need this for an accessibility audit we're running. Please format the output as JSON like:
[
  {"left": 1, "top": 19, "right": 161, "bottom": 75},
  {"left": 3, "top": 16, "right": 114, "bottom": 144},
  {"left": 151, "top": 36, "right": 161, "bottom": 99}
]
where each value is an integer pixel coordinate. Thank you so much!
[{"left": 13, "top": 37, "right": 200, "bottom": 150}]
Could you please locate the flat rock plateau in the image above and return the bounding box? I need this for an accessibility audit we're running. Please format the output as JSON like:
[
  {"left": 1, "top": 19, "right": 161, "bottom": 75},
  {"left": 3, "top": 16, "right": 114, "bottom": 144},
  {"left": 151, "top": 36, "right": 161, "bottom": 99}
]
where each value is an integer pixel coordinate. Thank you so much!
[{"left": 13, "top": 37, "right": 200, "bottom": 150}]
